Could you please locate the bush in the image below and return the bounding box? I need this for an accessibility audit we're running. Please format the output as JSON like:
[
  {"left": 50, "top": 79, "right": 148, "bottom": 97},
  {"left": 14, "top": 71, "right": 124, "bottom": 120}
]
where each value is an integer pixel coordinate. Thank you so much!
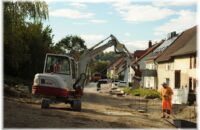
[{"left": 123, "top": 87, "right": 161, "bottom": 99}]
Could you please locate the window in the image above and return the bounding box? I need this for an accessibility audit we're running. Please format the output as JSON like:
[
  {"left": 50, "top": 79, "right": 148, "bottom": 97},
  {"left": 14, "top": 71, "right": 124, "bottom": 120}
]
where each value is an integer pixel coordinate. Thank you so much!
[
  {"left": 189, "top": 77, "right": 192, "bottom": 92},
  {"left": 190, "top": 56, "right": 192, "bottom": 69},
  {"left": 166, "top": 78, "right": 170, "bottom": 85},
  {"left": 166, "top": 64, "right": 170, "bottom": 70},
  {"left": 148, "top": 80, "right": 150, "bottom": 87},
  {"left": 175, "top": 70, "right": 181, "bottom": 89},
  {"left": 151, "top": 64, "right": 155, "bottom": 70},
  {"left": 194, "top": 56, "right": 196, "bottom": 68},
  {"left": 190, "top": 56, "right": 196, "bottom": 69},
  {"left": 45, "top": 55, "right": 71, "bottom": 75},
  {"left": 193, "top": 79, "right": 196, "bottom": 92}
]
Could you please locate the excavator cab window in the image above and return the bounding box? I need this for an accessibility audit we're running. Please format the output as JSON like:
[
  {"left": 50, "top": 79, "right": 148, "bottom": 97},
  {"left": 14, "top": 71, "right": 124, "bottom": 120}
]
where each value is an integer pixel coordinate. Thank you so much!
[{"left": 44, "top": 55, "right": 71, "bottom": 75}]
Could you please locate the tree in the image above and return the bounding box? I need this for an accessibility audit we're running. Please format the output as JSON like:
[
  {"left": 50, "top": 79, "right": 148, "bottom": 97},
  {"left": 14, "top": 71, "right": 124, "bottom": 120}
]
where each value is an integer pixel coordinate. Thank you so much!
[
  {"left": 95, "top": 52, "right": 120, "bottom": 62},
  {"left": 4, "top": 1, "right": 52, "bottom": 79},
  {"left": 21, "top": 23, "right": 54, "bottom": 78},
  {"left": 55, "top": 35, "right": 87, "bottom": 60}
]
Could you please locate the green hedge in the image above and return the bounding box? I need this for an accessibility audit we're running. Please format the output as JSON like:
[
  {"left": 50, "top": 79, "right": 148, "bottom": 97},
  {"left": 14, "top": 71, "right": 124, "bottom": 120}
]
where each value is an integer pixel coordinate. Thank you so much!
[{"left": 124, "top": 87, "right": 161, "bottom": 99}]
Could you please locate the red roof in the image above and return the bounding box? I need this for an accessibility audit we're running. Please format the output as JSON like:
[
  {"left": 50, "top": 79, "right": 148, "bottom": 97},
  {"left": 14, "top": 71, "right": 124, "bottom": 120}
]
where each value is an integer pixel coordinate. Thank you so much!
[
  {"left": 133, "top": 50, "right": 147, "bottom": 59},
  {"left": 132, "top": 41, "right": 163, "bottom": 64}
]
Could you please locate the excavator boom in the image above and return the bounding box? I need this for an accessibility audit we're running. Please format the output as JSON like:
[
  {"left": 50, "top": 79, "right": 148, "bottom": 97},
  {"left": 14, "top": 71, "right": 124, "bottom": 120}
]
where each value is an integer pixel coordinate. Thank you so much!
[{"left": 73, "top": 34, "right": 134, "bottom": 90}]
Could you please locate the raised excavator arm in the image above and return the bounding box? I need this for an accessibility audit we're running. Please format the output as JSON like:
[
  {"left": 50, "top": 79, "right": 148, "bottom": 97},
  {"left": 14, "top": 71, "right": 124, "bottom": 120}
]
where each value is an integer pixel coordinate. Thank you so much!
[
  {"left": 73, "top": 34, "right": 133, "bottom": 90},
  {"left": 32, "top": 34, "right": 134, "bottom": 111}
]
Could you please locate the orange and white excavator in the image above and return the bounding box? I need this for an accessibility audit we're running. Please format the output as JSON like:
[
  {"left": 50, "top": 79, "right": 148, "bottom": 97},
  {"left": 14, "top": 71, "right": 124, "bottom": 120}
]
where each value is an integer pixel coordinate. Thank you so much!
[{"left": 32, "top": 34, "right": 133, "bottom": 111}]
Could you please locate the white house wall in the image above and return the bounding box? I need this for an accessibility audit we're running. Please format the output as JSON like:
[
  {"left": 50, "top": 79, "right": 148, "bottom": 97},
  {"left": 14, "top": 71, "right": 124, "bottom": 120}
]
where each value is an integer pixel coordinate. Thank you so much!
[
  {"left": 157, "top": 62, "right": 175, "bottom": 89},
  {"left": 144, "top": 76, "right": 156, "bottom": 89},
  {"left": 138, "top": 53, "right": 152, "bottom": 87},
  {"left": 174, "top": 56, "right": 196, "bottom": 89},
  {"left": 158, "top": 55, "right": 196, "bottom": 104},
  {"left": 129, "top": 67, "right": 134, "bottom": 82},
  {"left": 122, "top": 66, "right": 134, "bottom": 84},
  {"left": 143, "top": 61, "right": 158, "bottom": 89}
]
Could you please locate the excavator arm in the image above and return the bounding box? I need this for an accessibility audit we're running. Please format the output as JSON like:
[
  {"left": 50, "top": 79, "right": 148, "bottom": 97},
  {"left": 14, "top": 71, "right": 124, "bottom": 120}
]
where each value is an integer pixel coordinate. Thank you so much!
[{"left": 73, "top": 34, "right": 133, "bottom": 91}]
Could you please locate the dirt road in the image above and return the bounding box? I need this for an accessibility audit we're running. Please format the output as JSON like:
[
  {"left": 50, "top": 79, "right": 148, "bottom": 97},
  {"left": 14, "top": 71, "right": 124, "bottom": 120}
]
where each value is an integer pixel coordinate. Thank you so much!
[{"left": 4, "top": 83, "right": 176, "bottom": 128}]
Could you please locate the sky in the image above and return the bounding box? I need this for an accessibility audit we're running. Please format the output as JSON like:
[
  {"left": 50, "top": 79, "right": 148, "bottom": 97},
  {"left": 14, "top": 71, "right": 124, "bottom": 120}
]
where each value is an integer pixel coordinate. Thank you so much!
[{"left": 43, "top": 0, "right": 197, "bottom": 53}]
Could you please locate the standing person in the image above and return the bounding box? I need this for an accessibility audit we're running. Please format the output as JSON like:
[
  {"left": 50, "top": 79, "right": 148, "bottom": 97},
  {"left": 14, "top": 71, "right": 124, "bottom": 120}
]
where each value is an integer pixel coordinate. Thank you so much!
[{"left": 159, "top": 82, "right": 173, "bottom": 118}]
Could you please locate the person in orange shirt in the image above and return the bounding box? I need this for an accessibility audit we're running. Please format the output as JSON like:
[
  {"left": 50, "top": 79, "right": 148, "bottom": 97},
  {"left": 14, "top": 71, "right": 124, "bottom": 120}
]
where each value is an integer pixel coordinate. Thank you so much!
[{"left": 159, "top": 82, "right": 173, "bottom": 118}]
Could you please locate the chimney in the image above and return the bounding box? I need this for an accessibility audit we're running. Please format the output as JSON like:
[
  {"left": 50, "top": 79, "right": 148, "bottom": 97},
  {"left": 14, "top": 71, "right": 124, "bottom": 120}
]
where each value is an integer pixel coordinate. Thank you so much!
[
  {"left": 148, "top": 40, "right": 152, "bottom": 48},
  {"left": 167, "top": 31, "right": 177, "bottom": 39}
]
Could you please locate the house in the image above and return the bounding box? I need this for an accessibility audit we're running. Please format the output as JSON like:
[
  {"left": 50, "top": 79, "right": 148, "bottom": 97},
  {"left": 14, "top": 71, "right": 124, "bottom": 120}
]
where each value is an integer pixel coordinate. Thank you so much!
[
  {"left": 117, "top": 50, "right": 147, "bottom": 84},
  {"left": 107, "top": 50, "right": 147, "bottom": 84},
  {"left": 132, "top": 40, "right": 163, "bottom": 88},
  {"left": 156, "top": 26, "right": 197, "bottom": 104},
  {"left": 144, "top": 32, "right": 179, "bottom": 89}
]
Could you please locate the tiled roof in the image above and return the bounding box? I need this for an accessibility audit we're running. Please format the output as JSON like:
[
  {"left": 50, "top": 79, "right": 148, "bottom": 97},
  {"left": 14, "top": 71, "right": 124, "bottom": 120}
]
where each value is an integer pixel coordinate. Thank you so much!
[
  {"left": 132, "top": 41, "right": 163, "bottom": 64},
  {"left": 108, "top": 50, "right": 147, "bottom": 70},
  {"left": 171, "top": 34, "right": 197, "bottom": 57},
  {"left": 145, "top": 37, "right": 179, "bottom": 61},
  {"left": 156, "top": 26, "right": 197, "bottom": 62},
  {"left": 133, "top": 50, "right": 147, "bottom": 59}
]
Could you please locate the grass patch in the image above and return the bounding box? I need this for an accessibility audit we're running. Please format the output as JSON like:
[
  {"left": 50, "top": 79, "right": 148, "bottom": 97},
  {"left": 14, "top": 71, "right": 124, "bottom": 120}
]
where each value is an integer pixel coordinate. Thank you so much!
[{"left": 124, "top": 87, "right": 161, "bottom": 99}]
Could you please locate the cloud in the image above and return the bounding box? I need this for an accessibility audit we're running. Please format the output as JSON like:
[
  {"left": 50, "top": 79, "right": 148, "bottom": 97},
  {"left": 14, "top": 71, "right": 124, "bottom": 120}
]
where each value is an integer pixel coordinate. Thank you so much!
[
  {"left": 70, "top": 2, "right": 87, "bottom": 8},
  {"left": 155, "top": 10, "right": 196, "bottom": 36},
  {"left": 105, "top": 39, "right": 161, "bottom": 53},
  {"left": 89, "top": 19, "right": 107, "bottom": 24},
  {"left": 45, "top": 0, "right": 118, "bottom": 4},
  {"left": 79, "top": 34, "right": 150, "bottom": 53},
  {"left": 73, "top": 22, "right": 88, "bottom": 25},
  {"left": 124, "top": 32, "right": 131, "bottom": 37},
  {"left": 152, "top": 0, "right": 197, "bottom": 7},
  {"left": 46, "top": 0, "right": 197, "bottom": 5},
  {"left": 50, "top": 9, "right": 94, "bottom": 19},
  {"left": 123, "top": 40, "right": 148, "bottom": 52},
  {"left": 108, "top": 11, "right": 114, "bottom": 15},
  {"left": 80, "top": 34, "right": 105, "bottom": 48},
  {"left": 112, "top": 2, "right": 175, "bottom": 22}
]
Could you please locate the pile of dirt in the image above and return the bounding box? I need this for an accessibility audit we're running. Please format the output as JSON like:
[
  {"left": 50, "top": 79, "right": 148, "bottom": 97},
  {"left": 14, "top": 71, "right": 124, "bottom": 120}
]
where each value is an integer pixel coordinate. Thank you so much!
[
  {"left": 4, "top": 84, "right": 31, "bottom": 98},
  {"left": 175, "top": 105, "right": 197, "bottom": 122}
]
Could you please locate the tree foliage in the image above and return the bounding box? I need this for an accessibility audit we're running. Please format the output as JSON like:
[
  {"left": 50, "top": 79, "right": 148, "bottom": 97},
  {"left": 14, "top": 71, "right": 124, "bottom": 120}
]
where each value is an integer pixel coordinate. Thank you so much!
[
  {"left": 95, "top": 52, "right": 120, "bottom": 62},
  {"left": 4, "top": 1, "right": 53, "bottom": 79},
  {"left": 88, "top": 52, "right": 120, "bottom": 78},
  {"left": 3, "top": 1, "right": 118, "bottom": 81},
  {"left": 89, "top": 60, "right": 110, "bottom": 78},
  {"left": 55, "top": 35, "right": 87, "bottom": 60}
]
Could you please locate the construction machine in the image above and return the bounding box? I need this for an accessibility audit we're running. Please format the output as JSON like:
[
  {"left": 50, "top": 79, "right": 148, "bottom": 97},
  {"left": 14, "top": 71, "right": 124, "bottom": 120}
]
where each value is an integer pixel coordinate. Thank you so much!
[{"left": 32, "top": 34, "right": 133, "bottom": 111}]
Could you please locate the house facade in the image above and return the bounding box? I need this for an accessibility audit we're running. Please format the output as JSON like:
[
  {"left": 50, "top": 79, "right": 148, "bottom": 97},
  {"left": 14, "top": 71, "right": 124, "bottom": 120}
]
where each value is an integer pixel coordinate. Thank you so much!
[
  {"left": 119, "top": 50, "right": 147, "bottom": 84},
  {"left": 144, "top": 32, "right": 179, "bottom": 89},
  {"left": 107, "top": 50, "right": 146, "bottom": 84},
  {"left": 133, "top": 41, "right": 162, "bottom": 88},
  {"left": 156, "top": 26, "right": 197, "bottom": 104}
]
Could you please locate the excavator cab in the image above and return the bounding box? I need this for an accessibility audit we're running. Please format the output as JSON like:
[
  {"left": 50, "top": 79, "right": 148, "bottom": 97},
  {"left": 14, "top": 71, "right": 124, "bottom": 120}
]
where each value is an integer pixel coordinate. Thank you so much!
[
  {"left": 44, "top": 54, "right": 71, "bottom": 74},
  {"left": 32, "top": 53, "right": 82, "bottom": 111},
  {"left": 32, "top": 53, "right": 77, "bottom": 97}
]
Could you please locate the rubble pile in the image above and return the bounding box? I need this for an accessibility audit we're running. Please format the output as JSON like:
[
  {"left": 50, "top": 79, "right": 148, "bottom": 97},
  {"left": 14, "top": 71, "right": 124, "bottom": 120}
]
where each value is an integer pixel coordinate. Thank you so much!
[{"left": 4, "top": 84, "right": 31, "bottom": 98}]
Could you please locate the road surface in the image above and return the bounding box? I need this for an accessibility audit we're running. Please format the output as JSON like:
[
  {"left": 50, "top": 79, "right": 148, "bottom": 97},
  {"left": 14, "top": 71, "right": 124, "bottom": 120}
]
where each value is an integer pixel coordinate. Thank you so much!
[{"left": 4, "top": 83, "right": 175, "bottom": 128}]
